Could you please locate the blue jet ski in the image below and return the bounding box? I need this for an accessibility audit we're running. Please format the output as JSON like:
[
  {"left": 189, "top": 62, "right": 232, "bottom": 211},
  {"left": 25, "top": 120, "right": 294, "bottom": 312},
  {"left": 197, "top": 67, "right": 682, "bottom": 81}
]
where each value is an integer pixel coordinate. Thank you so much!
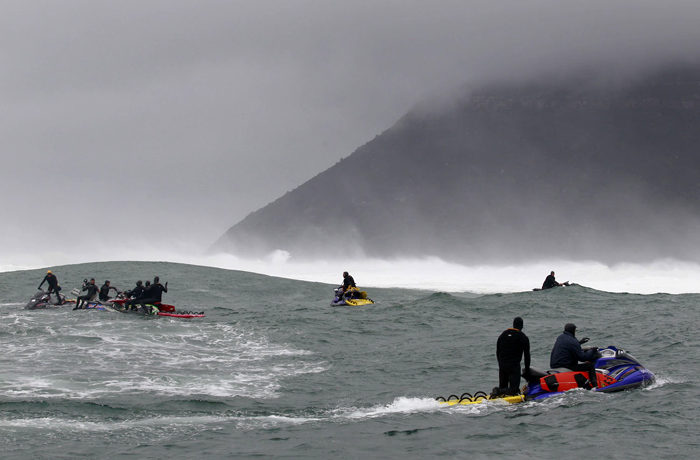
[{"left": 523, "top": 346, "right": 655, "bottom": 400}]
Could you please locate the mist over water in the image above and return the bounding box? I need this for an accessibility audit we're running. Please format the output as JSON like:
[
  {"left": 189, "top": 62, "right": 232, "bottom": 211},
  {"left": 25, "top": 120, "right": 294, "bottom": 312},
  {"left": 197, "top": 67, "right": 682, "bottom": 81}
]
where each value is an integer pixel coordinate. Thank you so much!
[{"left": 2, "top": 243, "right": 699, "bottom": 294}]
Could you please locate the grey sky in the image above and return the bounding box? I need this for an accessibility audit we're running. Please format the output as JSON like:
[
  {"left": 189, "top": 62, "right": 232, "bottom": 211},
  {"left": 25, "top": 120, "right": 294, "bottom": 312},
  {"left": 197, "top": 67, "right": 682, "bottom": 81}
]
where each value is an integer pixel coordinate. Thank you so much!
[{"left": 1, "top": 1, "right": 699, "bottom": 259}]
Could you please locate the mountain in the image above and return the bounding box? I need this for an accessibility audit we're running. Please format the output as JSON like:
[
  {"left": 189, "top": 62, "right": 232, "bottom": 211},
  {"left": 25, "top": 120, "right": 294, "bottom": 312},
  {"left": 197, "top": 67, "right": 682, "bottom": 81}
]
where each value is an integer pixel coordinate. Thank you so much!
[{"left": 215, "top": 63, "right": 700, "bottom": 263}]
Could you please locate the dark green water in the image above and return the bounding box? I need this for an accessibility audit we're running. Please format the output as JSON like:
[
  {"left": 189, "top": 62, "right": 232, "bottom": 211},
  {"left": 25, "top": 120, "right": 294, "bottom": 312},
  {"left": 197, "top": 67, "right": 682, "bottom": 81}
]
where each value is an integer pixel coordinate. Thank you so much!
[{"left": 0, "top": 262, "right": 697, "bottom": 459}]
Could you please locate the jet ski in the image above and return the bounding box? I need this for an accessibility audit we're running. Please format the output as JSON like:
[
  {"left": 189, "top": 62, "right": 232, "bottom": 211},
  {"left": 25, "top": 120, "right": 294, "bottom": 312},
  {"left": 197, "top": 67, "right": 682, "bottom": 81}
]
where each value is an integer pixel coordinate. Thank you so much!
[
  {"left": 25, "top": 290, "right": 73, "bottom": 309},
  {"left": 331, "top": 286, "right": 375, "bottom": 307},
  {"left": 523, "top": 346, "right": 655, "bottom": 400},
  {"left": 533, "top": 281, "right": 571, "bottom": 291},
  {"left": 109, "top": 298, "right": 205, "bottom": 318},
  {"left": 437, "top": 345, "right": 654, "bottom": 406}
]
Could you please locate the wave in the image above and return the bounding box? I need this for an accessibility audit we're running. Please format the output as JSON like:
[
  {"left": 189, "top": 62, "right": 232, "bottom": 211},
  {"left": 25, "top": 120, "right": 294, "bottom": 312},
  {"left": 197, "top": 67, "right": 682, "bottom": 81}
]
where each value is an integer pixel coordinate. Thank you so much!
[{"left": 3, "top": 245, "right": 700, "bottom": 294}]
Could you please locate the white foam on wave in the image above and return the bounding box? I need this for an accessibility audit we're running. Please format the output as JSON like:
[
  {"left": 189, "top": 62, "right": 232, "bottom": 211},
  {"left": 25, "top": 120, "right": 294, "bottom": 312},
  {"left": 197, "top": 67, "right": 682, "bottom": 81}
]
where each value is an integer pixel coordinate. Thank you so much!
[
  {"left": 5, "top": 246, "right": 700, "bottom": 294},
  {"left": 643, "top": 374, "right": 686, "bottom": 390},
  {"left": 0, "top": 413, "right": 322, "bottom": 433},
  {"left": 334, "top": 396, "right": 457, "bottom": 420},
  {"left": 0, "top": 318, "right": 326, "bottom": 401}
]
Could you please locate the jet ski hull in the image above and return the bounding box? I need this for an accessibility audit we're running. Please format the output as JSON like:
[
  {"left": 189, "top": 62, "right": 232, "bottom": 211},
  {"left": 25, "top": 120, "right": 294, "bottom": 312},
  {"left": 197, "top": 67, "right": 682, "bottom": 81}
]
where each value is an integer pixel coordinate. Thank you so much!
[{"left": 25, "top": 291, "right": 73, "bottom": 309}]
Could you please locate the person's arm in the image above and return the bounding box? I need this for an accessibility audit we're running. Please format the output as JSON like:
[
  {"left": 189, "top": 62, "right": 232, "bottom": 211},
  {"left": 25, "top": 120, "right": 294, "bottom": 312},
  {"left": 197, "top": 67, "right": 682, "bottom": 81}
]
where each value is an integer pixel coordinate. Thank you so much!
[
  {"left": 38, "top": 276, "right": 47, "bottom": 289},
  {"left": 163, "top": 282, "right": 168, "bottom": 293},
  {"left": 572, "top": 339, "right": 589, "bottom": 362}
]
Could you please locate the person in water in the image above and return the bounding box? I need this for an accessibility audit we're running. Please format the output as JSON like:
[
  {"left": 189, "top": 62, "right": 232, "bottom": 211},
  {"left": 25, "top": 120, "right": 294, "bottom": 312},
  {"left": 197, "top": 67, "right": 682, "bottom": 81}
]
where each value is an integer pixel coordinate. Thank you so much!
[
  {"left": 38, "top": 270, "right": 63, "bottom": 305},
  {"left": 550, "top": 323, "right": 597, "bottom": 387},
  {"left": 495, "top": 317, "right": 531, "bottom": 395},
  {"left": 340, "top": 271, "right": 356, "bottom": 298},
  {"left": 74, "top": 278, "right": 99, "bottom": 310},
  {"left": 541, "top": 271, "right": 562, "bottom": 290},
  {"left": 98, "top": 280, "right": 119, "bottom": 302},
  {"left": 137, "top": 276, "right": 168, "bottom": 313}
]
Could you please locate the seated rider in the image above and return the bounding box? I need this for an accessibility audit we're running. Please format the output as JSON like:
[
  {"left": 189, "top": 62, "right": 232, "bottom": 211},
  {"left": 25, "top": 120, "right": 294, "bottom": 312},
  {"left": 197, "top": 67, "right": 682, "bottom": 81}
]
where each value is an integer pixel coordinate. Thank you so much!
[
  {"left": 550, "top": 323, "right": 598, "bottom": 387},
  {"left": 340, "top": 271, "right": 356, "bottom": 298},
  {"left": 38, "top": 270, "right": 63, "bottom": 305},
  {"left": 541, "top": 271, "right": 562, "bottom": 290},
  {"left": 125, "top": 280, "right": 149, "bottom": 311},
  {"left": 74, "top": 278, "right": 99, "bottom": 310},
  {"left": 124, "top": 280, "right": 144, "bottom": 298},
  {"left": 99, "top": 280, "right": 119, "bottom": 302}
]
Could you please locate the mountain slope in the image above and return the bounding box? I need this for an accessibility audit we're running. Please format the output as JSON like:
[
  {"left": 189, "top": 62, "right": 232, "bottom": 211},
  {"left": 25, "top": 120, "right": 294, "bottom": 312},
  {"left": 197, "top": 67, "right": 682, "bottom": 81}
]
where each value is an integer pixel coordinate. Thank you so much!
[{"left": 215, "top": 64, "right": 700, "bottom": 263}]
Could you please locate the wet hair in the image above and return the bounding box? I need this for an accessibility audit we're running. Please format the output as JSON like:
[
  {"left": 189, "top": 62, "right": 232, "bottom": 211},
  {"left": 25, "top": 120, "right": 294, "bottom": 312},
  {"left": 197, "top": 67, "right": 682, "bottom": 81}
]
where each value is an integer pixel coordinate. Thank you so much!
[
  {"left": 154, "top": 276, "right": 160, "bottom": 283},
  {"left": 564, "top": 323, "right": 577, "bottom": 334},
  {"left": 343, "top": 272, "right": 349, "bottom": 277},
  {"left": 136, "top": 280, "right": 143, "bottom": 286},
  {"left": 513, "top": 317, "right": 524, "bottom": 330},
  {"left": 145, "top": 281, "right": 151, "bottom": 286}
]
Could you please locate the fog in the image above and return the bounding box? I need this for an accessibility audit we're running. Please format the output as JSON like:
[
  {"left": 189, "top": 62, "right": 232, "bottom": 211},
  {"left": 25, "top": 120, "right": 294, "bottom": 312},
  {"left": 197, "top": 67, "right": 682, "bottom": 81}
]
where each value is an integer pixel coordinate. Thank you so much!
[{"left": 2, "top": 1, "right": 700, "bottom": 285}]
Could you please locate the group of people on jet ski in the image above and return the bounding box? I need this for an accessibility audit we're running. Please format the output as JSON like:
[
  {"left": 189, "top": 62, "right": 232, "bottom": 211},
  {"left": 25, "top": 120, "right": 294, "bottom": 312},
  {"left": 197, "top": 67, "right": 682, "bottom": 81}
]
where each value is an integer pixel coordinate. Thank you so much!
[
  {"left": 71, "top": 275, "right": 168, "bottom": 312},
  {"left": 495, "top": 317, "right": 597, "bottom": 396}
]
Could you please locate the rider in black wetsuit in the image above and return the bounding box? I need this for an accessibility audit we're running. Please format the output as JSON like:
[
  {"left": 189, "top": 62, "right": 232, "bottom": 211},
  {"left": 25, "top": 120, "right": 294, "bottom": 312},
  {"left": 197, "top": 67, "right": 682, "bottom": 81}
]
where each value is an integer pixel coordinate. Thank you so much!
[
  {"left": 74, "top": 278, "right": 99, "bottom": 310},
  {"left": 125, "top": 280, "right": 145, "bottom": 298},
  {"left": 138, "top": 276, "right": 168, "bottom": 313},
  {"left": 125, "top": 280, "right": 148, "bottom": 310},
  {"left": 38, "top": 270, "right": 63, "bottom": 305},
  {"left": 98, "top": 280, "right": 119, "bottom": 301},
  {"left": 541, "top": 271, "right": 561, "bottom": 290},
  {"left": 550, "top": 323, "right": 597, "bottom": 387},
  {"left": 341, "top": 272, "right": 356, "bottom": 299},
  {"left": 495, "top": 317, "right": 531, "bottom": 395}
]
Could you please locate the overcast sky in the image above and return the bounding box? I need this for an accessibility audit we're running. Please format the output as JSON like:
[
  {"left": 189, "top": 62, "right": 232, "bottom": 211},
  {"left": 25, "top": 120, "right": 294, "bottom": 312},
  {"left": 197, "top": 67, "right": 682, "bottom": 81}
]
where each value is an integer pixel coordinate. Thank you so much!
[{"left": 2, "top": 0, "right": 700, "bottom": 263}]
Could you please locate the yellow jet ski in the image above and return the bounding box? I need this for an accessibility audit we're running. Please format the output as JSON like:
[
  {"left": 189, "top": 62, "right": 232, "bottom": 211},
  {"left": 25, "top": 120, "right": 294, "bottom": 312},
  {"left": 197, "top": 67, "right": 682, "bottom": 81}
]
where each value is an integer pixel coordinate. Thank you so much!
[{"left": 331, "top": 287, "right": 375, "bottom": 307}]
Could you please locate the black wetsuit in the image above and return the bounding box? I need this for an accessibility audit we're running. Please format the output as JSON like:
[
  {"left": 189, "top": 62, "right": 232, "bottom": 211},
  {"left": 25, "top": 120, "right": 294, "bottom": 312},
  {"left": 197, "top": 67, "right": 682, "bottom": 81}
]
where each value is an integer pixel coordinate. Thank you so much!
[
  {"left": 38, "top": 274, "right": 62, "bottom": 304},
  {"left": 125, "top": 284, "right": 148, "bottom": 309},
  {"left": 496, "top": 328, "right": 531, "bottom": 395},
  {"left": 541, "top": 275, "right": 559, "bottom": 290},
  {"left": 342, "top": 275, "right": 356, "bottom": 297},
  {"left": 76, "top": 283, "right": 99, "bottom": 309},
  {"left": 126, "top": 285, "right": 145, "bottom": 299},
  {"left": 99, "top": 284, "right": 117, "bottom": 301},
  {"left": 138, "top": 282, "right": 168, "bottom": 308},
  {"left": 550, "top": 331, "right": 598, "bottom": 386}
]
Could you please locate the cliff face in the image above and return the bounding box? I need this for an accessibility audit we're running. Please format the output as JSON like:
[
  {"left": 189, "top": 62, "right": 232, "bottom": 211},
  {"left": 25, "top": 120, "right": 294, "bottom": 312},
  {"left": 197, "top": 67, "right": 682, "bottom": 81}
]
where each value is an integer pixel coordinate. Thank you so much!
[{"left": 215, "top": 65, "right": 700, "bottom": 263}]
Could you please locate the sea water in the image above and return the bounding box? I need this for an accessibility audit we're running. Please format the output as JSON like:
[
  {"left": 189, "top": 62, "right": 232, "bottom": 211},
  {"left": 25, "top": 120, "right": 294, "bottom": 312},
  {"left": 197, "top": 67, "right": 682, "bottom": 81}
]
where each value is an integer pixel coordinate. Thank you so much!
[{"left": 0, "top": 261, "right": 697, "bottom": 458}]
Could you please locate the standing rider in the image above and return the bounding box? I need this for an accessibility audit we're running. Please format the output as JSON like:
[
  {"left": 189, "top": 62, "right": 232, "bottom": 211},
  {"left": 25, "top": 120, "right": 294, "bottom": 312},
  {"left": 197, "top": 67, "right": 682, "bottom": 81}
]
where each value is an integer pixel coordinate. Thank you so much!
[
  {"left": 38, "top": 270, "right": 63, "bottom": 305},
  {"left": 495, "top": 316, "right": 531, "bottom": 395}
]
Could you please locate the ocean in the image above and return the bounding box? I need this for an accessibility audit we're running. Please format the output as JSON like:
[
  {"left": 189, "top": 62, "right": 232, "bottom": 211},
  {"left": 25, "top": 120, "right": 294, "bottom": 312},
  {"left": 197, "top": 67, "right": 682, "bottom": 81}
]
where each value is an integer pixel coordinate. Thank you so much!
[{"left": 0, "top": 261, "right": 697, "bottom": 459}]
